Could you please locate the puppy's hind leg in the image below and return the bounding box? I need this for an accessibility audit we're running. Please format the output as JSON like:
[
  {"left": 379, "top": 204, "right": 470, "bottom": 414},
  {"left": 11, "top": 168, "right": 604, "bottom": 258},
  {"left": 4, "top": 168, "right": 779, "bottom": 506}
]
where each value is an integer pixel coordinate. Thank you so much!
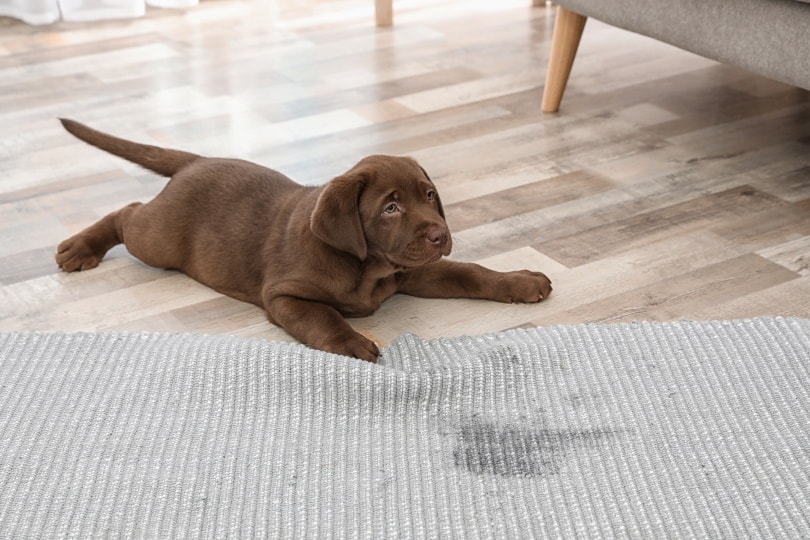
[{"left": 56, "top": 202, "right": 142, "bottom": 272}]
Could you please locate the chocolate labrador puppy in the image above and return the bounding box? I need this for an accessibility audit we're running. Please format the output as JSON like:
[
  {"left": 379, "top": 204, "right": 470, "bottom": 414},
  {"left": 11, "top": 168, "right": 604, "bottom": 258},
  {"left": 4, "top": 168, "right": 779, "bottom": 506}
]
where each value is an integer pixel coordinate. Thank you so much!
[{"left": 55, "top": 119, "right": 552, "bottom": 362}]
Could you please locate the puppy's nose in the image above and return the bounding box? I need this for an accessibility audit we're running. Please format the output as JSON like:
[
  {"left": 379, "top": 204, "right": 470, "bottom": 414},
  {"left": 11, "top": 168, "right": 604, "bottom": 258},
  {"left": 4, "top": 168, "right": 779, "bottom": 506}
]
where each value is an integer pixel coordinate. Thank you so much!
[{"left": 427, "top": 226, "right": 448, "bottom": 247}]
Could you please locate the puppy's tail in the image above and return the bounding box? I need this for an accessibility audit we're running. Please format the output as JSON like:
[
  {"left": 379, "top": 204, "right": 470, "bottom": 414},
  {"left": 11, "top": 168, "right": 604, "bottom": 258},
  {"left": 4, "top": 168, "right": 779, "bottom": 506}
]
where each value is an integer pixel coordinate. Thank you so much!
[{"left": 59, "top": 118, "right": 200, "bottom": 177}]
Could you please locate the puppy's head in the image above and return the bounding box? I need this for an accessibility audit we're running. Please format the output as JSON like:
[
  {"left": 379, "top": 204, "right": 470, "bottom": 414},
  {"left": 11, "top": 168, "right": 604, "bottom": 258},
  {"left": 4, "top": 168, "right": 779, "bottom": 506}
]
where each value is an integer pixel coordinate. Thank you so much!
[{"left": 310, "top": 155, "right": 451, "bottom": 268}]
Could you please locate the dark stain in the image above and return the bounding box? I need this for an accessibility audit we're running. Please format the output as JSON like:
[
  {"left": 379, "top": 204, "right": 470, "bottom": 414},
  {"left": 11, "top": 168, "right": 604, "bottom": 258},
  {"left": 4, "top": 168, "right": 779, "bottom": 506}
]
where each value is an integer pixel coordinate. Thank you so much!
[
  {"left": 685, "top": 151, "right": 744, "bottom": 165},
  {"left": 478, "top": 345, "right": 521, "bottom": 367},
  {"left": 452, "top": 420, "right": 619, "bottom": 478}
]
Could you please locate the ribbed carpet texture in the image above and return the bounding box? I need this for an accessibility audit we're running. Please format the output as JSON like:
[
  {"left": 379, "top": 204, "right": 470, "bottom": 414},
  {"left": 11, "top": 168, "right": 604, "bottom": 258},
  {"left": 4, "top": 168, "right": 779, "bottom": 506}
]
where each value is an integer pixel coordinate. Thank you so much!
[{"left": 1, "top": 318, "right": 809, "bottom": 538}]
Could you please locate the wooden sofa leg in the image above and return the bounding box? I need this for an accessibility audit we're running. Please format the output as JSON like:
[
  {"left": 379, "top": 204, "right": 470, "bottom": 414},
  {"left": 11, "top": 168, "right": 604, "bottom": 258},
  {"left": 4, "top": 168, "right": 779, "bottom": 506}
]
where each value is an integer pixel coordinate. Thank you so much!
[
  {"left": 375, "top": 0, "right": 393, "bottom": 26},
  {"left": 542, "top": 6, "right": 587, "bottom": 112}
]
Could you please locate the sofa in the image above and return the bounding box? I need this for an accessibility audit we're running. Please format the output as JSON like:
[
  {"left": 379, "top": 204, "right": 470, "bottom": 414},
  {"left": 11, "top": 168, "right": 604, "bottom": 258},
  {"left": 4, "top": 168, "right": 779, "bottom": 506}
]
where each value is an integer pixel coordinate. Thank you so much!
[
  {"left": 374, "top": 0, "right": 810, "bottom": 112},
  {"left": 542, "top": 0, "right": 810, "bottom": 111}
]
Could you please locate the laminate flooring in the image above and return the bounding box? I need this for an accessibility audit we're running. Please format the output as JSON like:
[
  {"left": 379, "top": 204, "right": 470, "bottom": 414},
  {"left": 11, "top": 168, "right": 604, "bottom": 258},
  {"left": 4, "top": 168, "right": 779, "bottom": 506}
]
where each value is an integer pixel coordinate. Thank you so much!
[{"left": 2, "top": 0, "right": 809, "bottom": 348}]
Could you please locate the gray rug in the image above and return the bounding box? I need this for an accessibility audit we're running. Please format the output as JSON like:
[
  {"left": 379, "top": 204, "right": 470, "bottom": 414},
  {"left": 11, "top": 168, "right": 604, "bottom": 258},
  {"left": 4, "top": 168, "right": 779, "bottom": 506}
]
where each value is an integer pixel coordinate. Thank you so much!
[{"left": 1, "top": 318, "right": 809, "bottom": 538}]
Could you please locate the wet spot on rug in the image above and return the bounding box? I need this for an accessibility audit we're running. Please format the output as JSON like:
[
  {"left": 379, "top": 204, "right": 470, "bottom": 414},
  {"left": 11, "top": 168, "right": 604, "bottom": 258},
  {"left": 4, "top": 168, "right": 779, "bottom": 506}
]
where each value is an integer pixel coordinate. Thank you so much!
[
  {"left": 477, "top": 345, "right": 522, "bottom": 367},
  {"left": 452, "top": 419, "right": 619, "bottom": 478}
]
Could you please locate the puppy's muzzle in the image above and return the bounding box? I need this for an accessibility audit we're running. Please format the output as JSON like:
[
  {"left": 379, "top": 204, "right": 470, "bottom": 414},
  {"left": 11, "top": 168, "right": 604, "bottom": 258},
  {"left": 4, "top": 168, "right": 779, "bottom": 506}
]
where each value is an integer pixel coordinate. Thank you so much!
[{"left": 427, "top": 226, "right": 448, "bottom": 248}]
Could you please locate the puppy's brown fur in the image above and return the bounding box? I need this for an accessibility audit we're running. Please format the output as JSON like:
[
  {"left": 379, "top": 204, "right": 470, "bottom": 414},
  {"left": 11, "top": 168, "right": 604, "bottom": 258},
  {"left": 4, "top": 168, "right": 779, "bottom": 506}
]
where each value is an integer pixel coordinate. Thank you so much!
[{"left": 55, "top": 119, "right": 552, "bottom": 361}]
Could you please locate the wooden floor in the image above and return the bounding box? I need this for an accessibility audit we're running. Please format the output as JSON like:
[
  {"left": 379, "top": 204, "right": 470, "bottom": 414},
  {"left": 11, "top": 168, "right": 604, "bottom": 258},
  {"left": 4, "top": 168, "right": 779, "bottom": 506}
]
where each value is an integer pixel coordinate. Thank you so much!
[{"left": 1, "top": 0, "right": 809, "bottom": 348}]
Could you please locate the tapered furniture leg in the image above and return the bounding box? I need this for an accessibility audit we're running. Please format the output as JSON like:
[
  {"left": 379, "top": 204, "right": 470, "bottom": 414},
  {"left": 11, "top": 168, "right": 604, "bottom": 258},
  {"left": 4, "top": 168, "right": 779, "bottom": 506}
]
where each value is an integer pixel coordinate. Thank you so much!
[
  {"left": 375, "top": 0, "right": 393, "bottom": 26},
  {"left": 542, "top": 6, "right": 587, "bottom": 112}
]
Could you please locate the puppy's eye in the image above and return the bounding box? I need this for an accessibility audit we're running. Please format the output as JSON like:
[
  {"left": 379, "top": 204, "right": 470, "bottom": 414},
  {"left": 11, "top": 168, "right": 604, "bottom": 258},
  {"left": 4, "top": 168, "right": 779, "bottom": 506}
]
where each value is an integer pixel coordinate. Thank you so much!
[
  {"left": 383, "top": 202, "right": 398, "bottom": 214},
  {"left": 426, "top": 190, "right": 436, "bottom": 201}
]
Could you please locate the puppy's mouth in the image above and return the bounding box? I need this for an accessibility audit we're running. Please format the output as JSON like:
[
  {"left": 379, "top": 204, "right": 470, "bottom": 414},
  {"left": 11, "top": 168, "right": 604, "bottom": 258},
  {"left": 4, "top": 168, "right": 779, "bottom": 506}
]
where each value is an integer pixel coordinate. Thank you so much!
[{"left": 385, "top": 249, "right": 445, "bottom": 271}]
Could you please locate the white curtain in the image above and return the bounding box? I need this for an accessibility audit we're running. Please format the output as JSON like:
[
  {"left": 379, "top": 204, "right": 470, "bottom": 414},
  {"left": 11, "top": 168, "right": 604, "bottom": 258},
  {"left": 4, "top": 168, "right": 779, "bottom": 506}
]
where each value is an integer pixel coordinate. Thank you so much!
[{"left": 0, "top": 0, "right": 198, "bottom": 25}]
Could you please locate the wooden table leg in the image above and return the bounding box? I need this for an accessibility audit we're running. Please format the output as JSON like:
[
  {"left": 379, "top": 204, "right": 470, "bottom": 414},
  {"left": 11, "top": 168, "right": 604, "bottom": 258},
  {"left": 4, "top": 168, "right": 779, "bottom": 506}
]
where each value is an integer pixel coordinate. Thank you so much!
[{"left": 375, "top": 0, "right": 393, "bottom": 26}]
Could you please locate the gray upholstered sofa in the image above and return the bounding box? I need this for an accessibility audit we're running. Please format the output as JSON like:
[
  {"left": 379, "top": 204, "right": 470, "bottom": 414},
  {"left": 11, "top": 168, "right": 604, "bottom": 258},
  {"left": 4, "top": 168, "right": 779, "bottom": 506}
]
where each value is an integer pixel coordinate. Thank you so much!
[{"left": 542, "top": 0, "right": 810, "bottom": 111}]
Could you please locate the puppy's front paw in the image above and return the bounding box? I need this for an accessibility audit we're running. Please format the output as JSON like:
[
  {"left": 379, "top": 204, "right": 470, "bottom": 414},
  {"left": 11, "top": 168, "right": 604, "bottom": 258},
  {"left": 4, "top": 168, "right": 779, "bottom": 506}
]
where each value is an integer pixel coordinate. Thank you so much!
[
  {"left": 322, "top": 332, "right": 380, "bottom": 363},
  {"left": 498, "top": 270, "right": 552, "bottom": 303},
  {"left": 55, "top": 235, "right": 103, "bottom": 272}
]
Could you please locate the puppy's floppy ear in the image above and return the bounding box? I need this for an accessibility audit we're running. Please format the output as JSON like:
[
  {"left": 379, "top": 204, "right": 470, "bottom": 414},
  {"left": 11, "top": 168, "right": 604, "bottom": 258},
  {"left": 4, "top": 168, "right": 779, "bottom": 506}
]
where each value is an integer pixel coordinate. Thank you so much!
[
  {"left": 419, "top": 165, "right": 445, "bottom": 219},
  {"left": 310, "top": 171, "right": 368, "bottom": 260}
]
